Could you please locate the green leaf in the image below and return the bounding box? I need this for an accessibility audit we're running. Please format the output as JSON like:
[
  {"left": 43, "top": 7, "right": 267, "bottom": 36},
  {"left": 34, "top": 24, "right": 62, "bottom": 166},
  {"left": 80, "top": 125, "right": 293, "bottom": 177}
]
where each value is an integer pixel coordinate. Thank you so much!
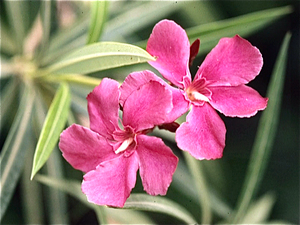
[
  {"left": 35, "top": 175, "right": 154, "bottom": 224},
  {"left": 41, "top": 15, "right": 89, "bottom": 66},
  {"left": 4, "top": 1, "right": 29, "bottom": 53},
  {"left": 21, "top": 142, "right": 44, "bottom": 224},
  {"left": 241, "top": 192, "right": 276, "bottom": 224},
  {"left": 0, "top": 78, "right": 18, "bottom": 131},
  {"left": 230, "top": 32, "right": 292, "bottom": 223},
  {"left": 45, "top": 148, "right": 69, "bottom": 224},
  {"left": 0, "top": 85, "right": 35, "bottom": 220},
  {"left": 136, "top": 5, "right": 292, "bottom": 53},
  {"left": 153, "top": 129, "right": 232, "bottom": 219},
  {"left": 43, "top": 74, "right": 102, "bottom": 87},
  {"left": 86, "top": 0, "right": 108, "bottom": 44},
  {"left": 0, "top": 20, "right": 18, "bottom": 55},
  {"left": 46, "top": 42, "right": 155, "bottom": 74},
  {"left": 103, "top": 1, "right": 182, "bottom": 41},
  {"left": 36, "top": 0, "right": 52, "bottom": 61},
  {"left": 183, "top": 151, "right": 212, "bottom": 224},
  {"left": 31, "top": 83, "right": 71, "bottom": 180},
  {"left": 35, "top": 175, "right": 107, "bottom": 224},
  {"left": 186, "top": 5, "right": 292, "bottom": 55},
  {"left": 4, "top": 1, "right": 40, "bottom": 54},
  {"left": 123, "top": 194, "right": 197, "bottom": 224}
]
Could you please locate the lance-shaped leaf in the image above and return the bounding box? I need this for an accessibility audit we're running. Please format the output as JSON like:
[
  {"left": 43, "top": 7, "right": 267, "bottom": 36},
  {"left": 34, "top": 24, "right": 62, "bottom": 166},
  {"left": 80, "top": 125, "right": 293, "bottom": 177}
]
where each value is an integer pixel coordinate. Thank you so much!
[
  {"left": 0, "top": 85, "right": 35, "bottom": 220},
  {"left": 86, "top": 0, "right": 108, "bottom": 44},
  {"left": 230, "top": 32, "right": 292, "bottom": 223},
  {"left": 186, "top": 5, "right": 292, "bottom": 55},
  {"left": 123, "top": 194, "right": 197, "bottom": 224},
  {"left": 31, "top": 83, "right": 71, "bottom": 180},
  {"left": 46, "top": 42, "right": 155, "bottom": 74}
]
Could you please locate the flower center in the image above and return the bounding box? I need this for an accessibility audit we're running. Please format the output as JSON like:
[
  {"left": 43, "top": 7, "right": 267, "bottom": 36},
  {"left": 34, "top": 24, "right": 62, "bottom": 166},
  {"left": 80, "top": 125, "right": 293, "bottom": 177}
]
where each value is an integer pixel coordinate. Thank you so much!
[
  {"left": 186, "top": 87, "right": 210, "bottom": 102},
  {"left": 115, "top": 137, "right": 134, "bottom": 154},
  {"left": 185, "top": 77, "right": 211, "bottom": 104},
  {"left": 112, "top": 126, "right": 136, "bottom": 155}
]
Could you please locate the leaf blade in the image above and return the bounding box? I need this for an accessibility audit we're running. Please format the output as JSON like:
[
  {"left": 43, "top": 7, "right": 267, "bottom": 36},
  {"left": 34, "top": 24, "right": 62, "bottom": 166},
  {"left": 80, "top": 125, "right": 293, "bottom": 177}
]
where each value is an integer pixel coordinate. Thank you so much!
[
  {"left": 86, "top": 0, "right": 108, "bottom": 44},
  {"left": 230, "top": 32, "right": 292, "bottom": 223},
  {"left": 187, "top": 5, "right": 292, "bottom": 55},
  {"left": 30, "top": 83, "right": 71, "bottom": 180},
  {"left": 123, "top": 194, "right": 198, "bottom": 224},
  {"left": 46, "top": 42, "right": 155, "bottom": 74},
  {"left": 0, "top": 85, "right": 35, "bottom": 220}
]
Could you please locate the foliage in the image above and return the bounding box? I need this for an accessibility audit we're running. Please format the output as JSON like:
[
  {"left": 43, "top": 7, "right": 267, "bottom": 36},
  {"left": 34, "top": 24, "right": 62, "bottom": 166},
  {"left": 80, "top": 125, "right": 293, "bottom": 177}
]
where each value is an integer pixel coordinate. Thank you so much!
[{"left": 1, "top": 1, "right": 298, "bottom": 224}]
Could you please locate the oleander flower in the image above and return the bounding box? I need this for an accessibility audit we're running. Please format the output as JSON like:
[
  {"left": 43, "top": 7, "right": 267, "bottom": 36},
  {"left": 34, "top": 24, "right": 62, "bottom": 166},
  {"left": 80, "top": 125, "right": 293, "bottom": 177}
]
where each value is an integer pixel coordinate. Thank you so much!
[
  {"left": 142, "top": 19, "right": 268, "bottom": 160},
  {"left": 59, "top": 77, "right": 178, "bottom": 207}
]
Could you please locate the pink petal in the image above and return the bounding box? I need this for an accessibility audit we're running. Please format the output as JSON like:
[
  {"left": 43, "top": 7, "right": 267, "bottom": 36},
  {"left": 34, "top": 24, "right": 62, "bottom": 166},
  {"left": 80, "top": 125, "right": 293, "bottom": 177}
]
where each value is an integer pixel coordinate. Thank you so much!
[
  {"left": 120, "top": 70, "right": 190, "bottom": 123},
  {"left": 136, "top": 135, "right": 178, "bottom": 195},
  {"left": 122, "top": 80, "right": 173, "bottom": 132},
  {"left": 87, "top": 78, "right": 120, "bottom": 139},
  {"left": 147, "top": 19, "right": 191, "bottom": 88},
  {"left": 209, "top": 85, "right": 268, "bottom": 117},
  {"left": 167, "top": 87, "right": 190, "bottom": 123},
  {"left": 59, "top": 124, "right": 116, "bottom": 173},
  {"left": 82, "top": 152, "right": 139, "bottom": 207},
  {"left": 120, "top": 70, "right": 164, "bottom": 107},
  {"left": 195, "top": 35, "right": 263, "bottom": 86},
  {"left": 176, "top": 104, "right": 226, "bottom": 160}
]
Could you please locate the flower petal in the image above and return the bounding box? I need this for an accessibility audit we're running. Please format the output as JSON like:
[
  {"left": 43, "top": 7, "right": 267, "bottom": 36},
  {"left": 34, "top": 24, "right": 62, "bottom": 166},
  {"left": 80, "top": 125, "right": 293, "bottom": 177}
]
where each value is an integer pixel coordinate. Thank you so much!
[
  {"left": 176, "top": 104, "right": 226, "bottom": 160},
  {"left": 195, "top": 35, "right": 263, "bottom": 86},
  {"left": 147, "top": 19, "right": 191, "bottom": 88},
  {"left": 59, "top": 124, "right": 116, "bottom": 173},
  {"left": 167, "top": 87, "right": 190, "bottom": 122},
  {"left": 122, "top": 80, "right": 173, "bottom": 131},
  {"left": 136, "top": 135, "right": 178, "bottom": 195},
  {"left": 87, "top": 78, "right": 120, "bottom": 139},
  {"left": 82, "top": 152, "right": 139, "bottom": 207},
  {"left": 120, "top": 70, "right": 190, "bottom": 123},
  {"left": 209, "top": 85, "right": 268, "bottom": 117},
  {"left": 120, "top": 70, "right": 164, "bottom": 107}
]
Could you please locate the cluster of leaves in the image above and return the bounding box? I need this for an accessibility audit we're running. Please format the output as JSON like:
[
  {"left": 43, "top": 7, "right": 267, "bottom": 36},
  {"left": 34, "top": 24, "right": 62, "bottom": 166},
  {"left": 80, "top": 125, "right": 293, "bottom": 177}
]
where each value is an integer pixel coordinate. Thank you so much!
[{"left": 0, "top": 1, "right": 296, "bottom": 224}]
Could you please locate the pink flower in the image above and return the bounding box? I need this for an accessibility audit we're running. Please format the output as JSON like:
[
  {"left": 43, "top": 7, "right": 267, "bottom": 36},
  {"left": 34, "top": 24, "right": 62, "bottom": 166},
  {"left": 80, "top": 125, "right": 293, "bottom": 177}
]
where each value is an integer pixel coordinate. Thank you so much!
[
  {"left": 59, "top": 77, "right": 178, "bottom": 207},
  {"left": 143, "top": 19, "right": 268, "bottom": 160}
]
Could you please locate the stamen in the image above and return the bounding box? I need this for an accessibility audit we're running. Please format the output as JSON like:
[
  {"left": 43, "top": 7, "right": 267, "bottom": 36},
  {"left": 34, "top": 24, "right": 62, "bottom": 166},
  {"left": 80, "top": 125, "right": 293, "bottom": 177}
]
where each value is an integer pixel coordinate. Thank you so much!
[{"left": 115, "top": 137, "right": 134, "bottom": 154}]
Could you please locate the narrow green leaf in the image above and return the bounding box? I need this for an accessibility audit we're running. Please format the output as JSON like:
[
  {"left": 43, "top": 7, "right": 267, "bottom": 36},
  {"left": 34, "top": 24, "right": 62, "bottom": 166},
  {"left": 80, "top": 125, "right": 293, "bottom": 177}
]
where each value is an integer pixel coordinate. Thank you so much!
[
  {"left": 0, "top": 20, "right": 18, "bottom": 55},
  {"left": 45, "top": 148, "right": 69, "bottom": 224},
  {"left": 4, "top": 1, "right": 29, "bottom": 53},
  {"left": 0, "top": 78, "right": 18, "bottom": 131},
  {"left": 0, "top": 85, "right": 35, "bottom": 220},
  {"left": 36, "top": 0, "right": 52, "bottom": 61},
  {"left": 3, "top": 1, "right": 40, "bottom": 54},
  {"left": 86, "top": 0, "right": 108, "bottom": 44},
  {"left": 21, "top": 142, "right": 44, "bottom": 224},
  {"left": 42, "top": 74, "right": 102, "bottom": 87},
  {"left": 241, "top": 192, "right": 276, "bottom": 224},
  {"left": 230, "top": 32, "right": 292, "bottom": 223},
  {"left": 183, "top": 151, "right": 212, "bottom": 224},
  {"left": 136, "top": 5, "right": 292, "bottom": 53},
  {"left": 102, "top": 1, "right": 183, "bottom": 41},
  {"left": 31, "top": 83, "right": 71, "bottom": 179},
  {"left": 123, "top": 194, "right": 197, "bottom": 224},
  {"left": 187, "top": 5, "right": 292, "bottom": 55},
  {"left": 41, "top": 15, "right": 89, "bottom": 66},
  {"left": 46, "top": 42, "right": 155, "bottom": 74},
  {"left": 35, "top": 175, "right": 154, "bottom": 224},
  {"left": 35, "top": 175, "right": 107, "bottom": 225}
]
